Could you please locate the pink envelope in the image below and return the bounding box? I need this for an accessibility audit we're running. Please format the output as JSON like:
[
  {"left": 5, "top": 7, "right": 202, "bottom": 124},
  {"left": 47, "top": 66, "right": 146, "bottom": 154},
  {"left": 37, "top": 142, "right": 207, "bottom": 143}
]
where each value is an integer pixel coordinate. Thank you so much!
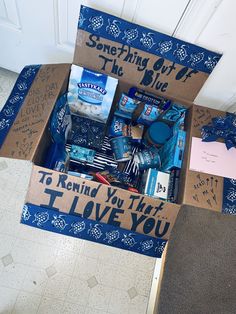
[{"left": 189, "top": 137, "right": 236, "bottom": 179}]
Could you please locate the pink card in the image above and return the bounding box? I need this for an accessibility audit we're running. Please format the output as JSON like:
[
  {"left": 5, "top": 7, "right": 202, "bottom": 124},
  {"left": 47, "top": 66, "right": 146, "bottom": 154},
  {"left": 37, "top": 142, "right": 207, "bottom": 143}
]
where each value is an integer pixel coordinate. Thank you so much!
[{"left": 190, "top": 137, "right": 236, "bottom": 179}]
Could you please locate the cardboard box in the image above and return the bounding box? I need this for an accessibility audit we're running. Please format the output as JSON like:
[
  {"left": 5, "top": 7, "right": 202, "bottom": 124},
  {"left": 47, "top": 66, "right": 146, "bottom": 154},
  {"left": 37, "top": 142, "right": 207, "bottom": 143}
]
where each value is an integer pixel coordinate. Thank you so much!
[{"left": 0, "top": 5, "right": 223, "bottom": 257}]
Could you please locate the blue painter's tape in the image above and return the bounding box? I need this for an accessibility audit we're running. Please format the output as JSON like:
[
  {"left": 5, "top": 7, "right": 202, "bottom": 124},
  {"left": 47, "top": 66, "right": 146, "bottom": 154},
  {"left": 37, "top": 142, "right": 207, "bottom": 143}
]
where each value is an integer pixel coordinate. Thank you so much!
[
  {"left": 21, "top": 203, "right": 167, "bottom": 258},
  {"left": 0, "top": 65, "right": 41, "bottom": 149},
  {"left": 78, "top": 5, "right": 222, "bottom": 74},
  {"left": 222, "top": 178, "right": 236, "bottom": 215}
]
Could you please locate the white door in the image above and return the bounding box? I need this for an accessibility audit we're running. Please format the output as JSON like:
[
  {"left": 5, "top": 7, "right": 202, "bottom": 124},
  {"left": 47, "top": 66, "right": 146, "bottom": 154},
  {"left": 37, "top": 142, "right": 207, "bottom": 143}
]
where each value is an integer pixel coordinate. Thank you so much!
[{"left": 0, "top": 0, "right": 236, "bottom": 111}]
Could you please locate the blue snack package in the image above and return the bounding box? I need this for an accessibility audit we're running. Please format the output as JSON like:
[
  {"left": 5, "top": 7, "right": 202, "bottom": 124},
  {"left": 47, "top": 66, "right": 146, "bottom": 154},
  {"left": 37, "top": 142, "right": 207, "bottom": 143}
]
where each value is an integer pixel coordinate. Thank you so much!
[
  {"left": 159, "top": 130, "right": 186, "bottom": 171},
  {"left": 172, "top": 112, "right": 186, "bottom": 135},
  {"left": 129, "top": 87, "right": 164, "bottom": 107},
  {"left": 69, "top": 145, "right": 96, "bottom": 163},
  {"left": 67, "top": 65, "right": 118, "bottom": 123},
  {"left": 161, "top": 103, "right": 186, "bottom": 122},
  {"left": 50, "top": 93, "right": 72, "bottom": 144},
  {"left": 44, "top": 143, "right": 70, "bottom": 172},
  {"left": 136, "top": 104, "right": 160, "bottom": 126},
  {"left": 109, "top": 116, "right": 126, "bottom": 137},
  {"left": 68, "top": 115, "right": 106, "bottom": 151},
  {"left": 115, "top": 93, "right": 138, "bottom": 120}
]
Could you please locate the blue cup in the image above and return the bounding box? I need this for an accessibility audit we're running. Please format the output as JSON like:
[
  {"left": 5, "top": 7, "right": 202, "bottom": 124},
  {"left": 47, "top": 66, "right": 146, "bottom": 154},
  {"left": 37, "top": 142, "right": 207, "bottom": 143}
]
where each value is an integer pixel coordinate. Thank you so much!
[
  {"left": 110, "top": 136, "right": 132, "bottom": 162},
  {"left": 134, "top": 146, "right": 161, "bottom": 170}
]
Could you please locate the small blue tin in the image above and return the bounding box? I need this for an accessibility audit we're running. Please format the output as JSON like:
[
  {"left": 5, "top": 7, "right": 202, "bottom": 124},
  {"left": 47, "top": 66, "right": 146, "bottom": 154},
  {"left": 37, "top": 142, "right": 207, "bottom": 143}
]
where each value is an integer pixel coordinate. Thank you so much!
[{"left": 110, "top": 136, "right": 132, "bottom": 162}]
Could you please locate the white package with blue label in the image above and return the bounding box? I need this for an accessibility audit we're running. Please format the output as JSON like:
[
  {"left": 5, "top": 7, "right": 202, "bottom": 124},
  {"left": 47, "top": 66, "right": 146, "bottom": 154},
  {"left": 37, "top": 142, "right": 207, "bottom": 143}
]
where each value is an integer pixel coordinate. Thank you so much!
[{"left": 67, "top": 65, "right": 118, "bottom": 123}]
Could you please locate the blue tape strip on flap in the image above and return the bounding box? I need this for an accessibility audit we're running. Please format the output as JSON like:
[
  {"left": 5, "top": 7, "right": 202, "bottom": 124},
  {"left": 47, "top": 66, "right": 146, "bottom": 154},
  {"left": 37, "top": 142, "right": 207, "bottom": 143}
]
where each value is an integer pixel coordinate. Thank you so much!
[
  {"left": 222, "top": 178, "right": 236, "bottom": 215},
  {"left": 21, "top": 203, "right": 167, "bottom": 258},
  {"left": 0, "top": 65, "right": 41, "bottom": 148},
  {"left": 78, "top": 5, "right": 222, "bottom": 74}
]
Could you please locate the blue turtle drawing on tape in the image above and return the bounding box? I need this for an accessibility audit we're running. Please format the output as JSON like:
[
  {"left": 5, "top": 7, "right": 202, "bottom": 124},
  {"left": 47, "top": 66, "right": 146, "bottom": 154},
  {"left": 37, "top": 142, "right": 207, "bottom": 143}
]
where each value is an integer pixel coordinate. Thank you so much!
[
  {"left": 33, "top": 211, "right": 49, "bottom": 227},
  {"left": 17, "top": 81, "right": 27, "bottom": 91},
  {"left": 173, "top": 44, "right": 188, "bottom": 61},
  {"left": 121, "top": 233, "right": 137, "bottom": 247},
  {"left": 51, "top": 215, "right": 68, "bottom": 231},
  {"left": 224, "top": 204, "right": 236, "bottom": 215},
  {"left": 78, "top": 12, "right": 86, "bottom": 28},
  {"left": 3, "top": 106, "right": 14, "bottom": 117},
  {"left": 140, "top": 239, "right": 154, "bottom": 252},
  {"left": 88, "top": 224, "right": 103, "bottom": 239},
  {"left": 157, "top": 40, "right": 173, "bottom": 55},
  {"left": 9, "top": 93, "right": 23, "bottom": 105},
  {"left": 123, "top": 28, "right": 139, "bottom": 44},
  {"left": 155, "top": 241, "right": 166, "bottom": 254},
  {"left": 140, "top": 33, "right": 155, "bottom": 49},
  {"left": 188, "top": 52, "right": 204, "bottom": 67},
  {"left": 104, "top": 230, "right": 120, "bottom": 244},
  {"left": 106, "top": 19, "right": 121, "bottom": 38},
  {"left": 88, "top": 15, "right": 104, "bottom": 31},
  {"left": 227, "top": 188, "right": 236, "bottom": 203},
  {"left": 21, "top": 205, "right": 31, "bottom": 221},
  {"left": 70, "top": 221, "right": 86, "bottom": 234},
  {"left": 204, "top": 56, "right": 219, "bottom": 71},
  {"left": 0, "top": 119, "right": 10, "bottom": 130}
]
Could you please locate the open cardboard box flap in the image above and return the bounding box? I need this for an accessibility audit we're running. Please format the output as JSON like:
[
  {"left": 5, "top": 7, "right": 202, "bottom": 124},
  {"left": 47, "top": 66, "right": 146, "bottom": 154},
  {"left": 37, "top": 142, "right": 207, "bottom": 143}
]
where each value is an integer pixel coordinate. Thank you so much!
[{"left": 0, "top": 6, "right": 223, "bottom": 248}]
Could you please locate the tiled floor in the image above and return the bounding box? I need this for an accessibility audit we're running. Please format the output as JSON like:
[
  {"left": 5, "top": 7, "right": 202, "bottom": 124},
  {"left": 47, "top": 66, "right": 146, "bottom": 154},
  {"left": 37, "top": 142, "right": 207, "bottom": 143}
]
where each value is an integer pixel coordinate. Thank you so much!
[{"left": 0, "top": 68, "right": 159, "bottom": 314}]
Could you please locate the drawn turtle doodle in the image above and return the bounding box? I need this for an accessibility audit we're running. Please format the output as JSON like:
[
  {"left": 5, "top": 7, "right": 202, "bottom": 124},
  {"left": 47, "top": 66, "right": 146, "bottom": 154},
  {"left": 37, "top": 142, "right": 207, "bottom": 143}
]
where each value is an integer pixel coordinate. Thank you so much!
[
  {"left": 188, "top": 52, "right": 204, "bottom": 67},
  {"left": 88, "top": 15, "right": 104, "bottom": 31},
  {"left": 88, "top": 224, "right": 103, "bottom": 240},
  {"left": 140, "top": 240, "right": 154, "bottom": 252},
  {"left": 223, "top": 204, "right": 236, "bottom": 215},
  {"left": 204, "top": 56, "right": 219, "bottom": 71},
  {"left": 104, "top": 230, "right": 120, "bottom": 244},
  {"left": 33, "top": 211, "right": 49, "bottom": 227},
  {"left": 173, "top": 44, "right": 188, "bottom": 61},
  {"left": 157, "top": 40, "right": 173, "bottom": 55},
  {"left": 3, "top": 106, "right": 14, "bottom": 117},
  {"left": 0, "top": 119, "right": 10, "bottom": 130},
  {"left": 22, "top": 66, "right": 39, "bottom": 79},
  {"left": 17, "top": 81, "right": 27, "bottom": 91},
  {"left": 51, "top": 215, "right": 68, "bottom": 231},
  {"left": 106, "top": 19, "right": 121, "bottom": 38},
  {"left": 227, "top": 188, "right": 236, "bottom": 203},
  {"left": 9, "top": 93, "right": 23, "bottom": 104},
  {"left": 21, "top": 205, "right": 31, "bottom": 221},
  {"left": 78, "top": 13, "right": 86, "bottom": 28},
  {"left": 122, "top": 28, "right": 139, "bottom": 44},
  {"left": 230, "top": 179, "right": 236, "bottom": 186},
  {"left": 155, "top": 242, "right": 166, "bottom": 254},
  {"left": 140, "top": 33, "right": 155, "bottom": 49},
  {"left": 70, "top": 221, "right": 86, "bottom": 234},
  {"left": 121, "top": 233, "right": 136, "bottom": 247}
]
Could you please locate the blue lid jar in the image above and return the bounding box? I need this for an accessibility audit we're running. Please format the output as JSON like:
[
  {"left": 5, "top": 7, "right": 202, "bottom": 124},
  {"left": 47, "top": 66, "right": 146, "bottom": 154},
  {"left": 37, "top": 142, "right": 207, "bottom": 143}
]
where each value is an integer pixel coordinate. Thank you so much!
[{"left": 146, "top": 122, "right": 171, "bottom": 146}]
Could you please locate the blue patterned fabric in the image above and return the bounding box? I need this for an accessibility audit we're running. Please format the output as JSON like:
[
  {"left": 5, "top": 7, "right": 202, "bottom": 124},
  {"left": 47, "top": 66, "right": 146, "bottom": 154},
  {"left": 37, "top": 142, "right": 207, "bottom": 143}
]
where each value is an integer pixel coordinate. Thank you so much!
[
  {"left": 201, "top": 113, "right": 236, "bottom": 150},
  {"left": 222, "top": 178, "right": 236, "bottom": 215},
  {"left": 78, "top": 5, "right": 221, "bottom": 74},
  {"left": 0, "top": 65, "right": 41, "bottom": 148},
  {"left": 21, "top": 203, "right": 167, "bottom": 258}
]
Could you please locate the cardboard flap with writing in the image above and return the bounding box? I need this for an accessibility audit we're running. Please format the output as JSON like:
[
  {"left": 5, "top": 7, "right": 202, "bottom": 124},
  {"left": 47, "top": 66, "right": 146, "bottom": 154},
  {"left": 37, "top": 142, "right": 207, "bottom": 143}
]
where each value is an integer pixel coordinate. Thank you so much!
[
  {"left": 73, "top": 5, "right": 222, "bottom": 102},
  {"left": 25, "top": 165, "right": 180, "bottom": 240},
  {"left": 0, "top": 64, "right": 71, "bottom": 161}
]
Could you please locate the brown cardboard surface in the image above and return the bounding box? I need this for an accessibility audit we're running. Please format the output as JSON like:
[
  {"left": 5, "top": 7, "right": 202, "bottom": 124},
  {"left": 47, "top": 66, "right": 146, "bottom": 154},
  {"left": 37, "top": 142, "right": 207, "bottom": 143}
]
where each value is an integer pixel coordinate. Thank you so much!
[
  {"left": 0, "top": 64, "right": 71, "bottom": 161},
  {"left": 26, "top": 165, "right": 180, "bottom": 240},
  {"left": 73, "top": 30, "right": 208, "bottom": 103},
  {"left": 181, "top": 105, "right": 225, "bottom": 211}
]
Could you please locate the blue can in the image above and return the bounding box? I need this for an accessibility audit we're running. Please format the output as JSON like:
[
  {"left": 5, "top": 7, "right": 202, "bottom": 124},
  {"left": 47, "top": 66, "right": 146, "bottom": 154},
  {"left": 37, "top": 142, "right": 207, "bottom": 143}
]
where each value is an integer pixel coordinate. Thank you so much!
[
  {"left": 134, "top": 146, "right": 161, "bottom": 170},
  {"left": 110, "top": 136, "right": 132, "bottom": 162}
]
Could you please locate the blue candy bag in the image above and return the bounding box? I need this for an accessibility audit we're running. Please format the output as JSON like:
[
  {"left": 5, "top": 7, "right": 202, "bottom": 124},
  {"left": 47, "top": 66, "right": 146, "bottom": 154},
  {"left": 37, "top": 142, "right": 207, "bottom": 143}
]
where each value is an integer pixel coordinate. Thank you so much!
[
  {"left": 115, "top": 93, "right": 138, "bottom": 120},
  {"left": 50, "top": 93, "right": 72, "bottom": 144},
  {"left": 136, "top": 104, "right": 160, "bottom": 126}
]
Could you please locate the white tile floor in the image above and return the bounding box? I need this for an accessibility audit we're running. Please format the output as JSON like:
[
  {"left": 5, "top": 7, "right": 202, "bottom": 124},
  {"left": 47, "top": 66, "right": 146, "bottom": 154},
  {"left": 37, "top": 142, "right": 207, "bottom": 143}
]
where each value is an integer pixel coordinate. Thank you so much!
[{"left": 0, "top": 68, "right": 159, "bottom": 314}]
